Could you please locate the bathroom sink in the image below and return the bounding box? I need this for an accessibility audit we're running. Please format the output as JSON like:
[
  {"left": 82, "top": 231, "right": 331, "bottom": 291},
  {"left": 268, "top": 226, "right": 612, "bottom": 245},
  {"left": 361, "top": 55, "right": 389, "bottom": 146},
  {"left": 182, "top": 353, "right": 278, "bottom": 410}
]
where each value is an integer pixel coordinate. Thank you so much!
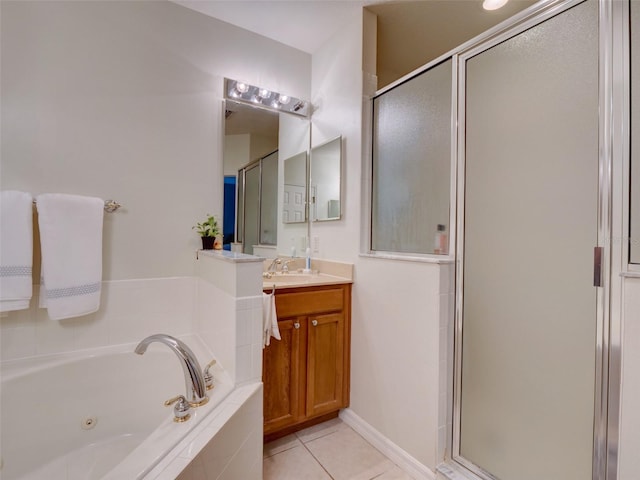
[{"left": 264, "top": 273, "right": 316, "bottom": 284}]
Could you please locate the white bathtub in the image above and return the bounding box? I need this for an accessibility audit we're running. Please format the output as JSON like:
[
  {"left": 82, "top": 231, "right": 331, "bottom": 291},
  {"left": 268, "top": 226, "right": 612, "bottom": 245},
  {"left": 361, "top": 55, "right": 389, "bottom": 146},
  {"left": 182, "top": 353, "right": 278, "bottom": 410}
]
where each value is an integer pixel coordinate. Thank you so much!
[{"left": 0, "top": 335, "right": 239, "bottom": 480}]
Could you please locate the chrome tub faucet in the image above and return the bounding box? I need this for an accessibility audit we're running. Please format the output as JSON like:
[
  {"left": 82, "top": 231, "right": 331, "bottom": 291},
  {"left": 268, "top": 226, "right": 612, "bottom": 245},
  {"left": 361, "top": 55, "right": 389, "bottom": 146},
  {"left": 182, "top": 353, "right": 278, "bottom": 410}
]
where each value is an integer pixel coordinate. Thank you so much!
[{"left": 134, "top": 334, "right": 209, "bottom": 408}]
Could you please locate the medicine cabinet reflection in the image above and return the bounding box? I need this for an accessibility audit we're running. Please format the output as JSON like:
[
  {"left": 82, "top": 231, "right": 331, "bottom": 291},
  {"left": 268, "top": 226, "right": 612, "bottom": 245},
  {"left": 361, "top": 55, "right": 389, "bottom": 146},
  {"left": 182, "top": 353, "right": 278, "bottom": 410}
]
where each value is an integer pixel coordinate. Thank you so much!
[{"left": 310, "top": 136, "right": 342, "bottom": 222}]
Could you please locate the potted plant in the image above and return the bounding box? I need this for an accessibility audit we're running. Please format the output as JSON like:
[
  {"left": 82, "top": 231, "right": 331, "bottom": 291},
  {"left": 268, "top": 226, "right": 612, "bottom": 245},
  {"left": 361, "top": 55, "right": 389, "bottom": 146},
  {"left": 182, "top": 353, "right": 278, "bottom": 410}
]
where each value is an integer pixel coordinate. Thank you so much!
[{"left": 193, "top": 214, "right": 220, "bottom": 250}]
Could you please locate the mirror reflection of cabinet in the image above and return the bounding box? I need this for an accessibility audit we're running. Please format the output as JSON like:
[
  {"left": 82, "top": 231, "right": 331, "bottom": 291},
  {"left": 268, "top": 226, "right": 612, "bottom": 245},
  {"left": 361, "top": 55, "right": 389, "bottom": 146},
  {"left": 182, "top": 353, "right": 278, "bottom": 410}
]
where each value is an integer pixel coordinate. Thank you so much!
[
  {"left": 283, "top": 151, "right": 308, "bottom": 224},
  {"left": 310, "top": 136, "right": 342, "bottom": 222}
]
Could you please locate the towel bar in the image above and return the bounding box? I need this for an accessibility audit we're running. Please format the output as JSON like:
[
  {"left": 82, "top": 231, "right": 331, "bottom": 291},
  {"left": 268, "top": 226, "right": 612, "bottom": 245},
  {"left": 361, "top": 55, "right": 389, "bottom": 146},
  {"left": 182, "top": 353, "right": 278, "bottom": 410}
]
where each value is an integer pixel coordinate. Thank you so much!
[{"left": 33, "top": 199, "right": 122, "bottom": 213}]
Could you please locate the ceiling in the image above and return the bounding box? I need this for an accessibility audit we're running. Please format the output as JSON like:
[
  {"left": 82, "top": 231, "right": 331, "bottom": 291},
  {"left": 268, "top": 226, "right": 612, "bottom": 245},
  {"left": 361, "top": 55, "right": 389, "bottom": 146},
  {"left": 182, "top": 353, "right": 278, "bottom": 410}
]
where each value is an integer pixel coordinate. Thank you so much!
[
  {"left": 174, "top": 0, "right": 537, "bottom": 89},
  {"left": 225, "top": 100, "right": 279, "bottom": 138},
  {"left": 177, "top": 0, "right": 537, "bottom": 137},
  {"left": 172, "top": 0, "right": 375, "bottom": 55},
  {"left": 367, "top": 0, "right": 537, "bottom": 87}
]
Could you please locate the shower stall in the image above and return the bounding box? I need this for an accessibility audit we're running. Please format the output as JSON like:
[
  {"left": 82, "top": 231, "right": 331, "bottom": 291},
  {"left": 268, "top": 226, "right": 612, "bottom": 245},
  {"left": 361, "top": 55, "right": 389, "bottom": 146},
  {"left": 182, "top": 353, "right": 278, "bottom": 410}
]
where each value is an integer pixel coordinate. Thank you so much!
[{"left": 446, "top": 0, "right": 619, "bottom": 478}]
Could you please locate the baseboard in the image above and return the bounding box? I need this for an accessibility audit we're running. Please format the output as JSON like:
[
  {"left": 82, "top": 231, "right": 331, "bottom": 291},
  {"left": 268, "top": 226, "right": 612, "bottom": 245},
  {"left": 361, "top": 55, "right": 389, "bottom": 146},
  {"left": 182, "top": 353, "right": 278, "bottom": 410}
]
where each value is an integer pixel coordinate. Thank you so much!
[{"left": 339, "top": 408, "right": 436, "bottom": 480}]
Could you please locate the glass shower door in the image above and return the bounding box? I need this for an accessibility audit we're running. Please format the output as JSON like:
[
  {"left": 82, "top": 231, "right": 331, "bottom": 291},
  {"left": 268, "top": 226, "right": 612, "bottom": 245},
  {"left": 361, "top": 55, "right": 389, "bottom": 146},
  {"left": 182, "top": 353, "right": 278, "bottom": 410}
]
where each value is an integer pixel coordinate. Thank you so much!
[
  {"left": 243, "top": 163, "right": 260, "bottom": 255},
  {"left": 458, "top": 1, "right": 599, "bottom": 479}
]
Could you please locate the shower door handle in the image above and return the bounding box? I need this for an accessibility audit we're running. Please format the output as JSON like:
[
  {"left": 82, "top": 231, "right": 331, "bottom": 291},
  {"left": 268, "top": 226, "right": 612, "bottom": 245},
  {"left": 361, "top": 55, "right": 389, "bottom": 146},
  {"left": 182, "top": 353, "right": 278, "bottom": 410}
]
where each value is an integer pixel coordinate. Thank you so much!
[{"left": 593, "top": 246, "right": 603, "bottom": 287}]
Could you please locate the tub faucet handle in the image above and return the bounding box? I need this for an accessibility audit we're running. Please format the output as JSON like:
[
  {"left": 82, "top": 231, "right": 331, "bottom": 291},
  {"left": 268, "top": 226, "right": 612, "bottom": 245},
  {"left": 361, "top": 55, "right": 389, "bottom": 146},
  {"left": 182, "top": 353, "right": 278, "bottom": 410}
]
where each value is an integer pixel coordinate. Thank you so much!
[
  {"left": 164, "top": 394, "right": 191, "bottom": 423},
  {"left": 203, "top": 359, "right": 217, "bottom": 391}
]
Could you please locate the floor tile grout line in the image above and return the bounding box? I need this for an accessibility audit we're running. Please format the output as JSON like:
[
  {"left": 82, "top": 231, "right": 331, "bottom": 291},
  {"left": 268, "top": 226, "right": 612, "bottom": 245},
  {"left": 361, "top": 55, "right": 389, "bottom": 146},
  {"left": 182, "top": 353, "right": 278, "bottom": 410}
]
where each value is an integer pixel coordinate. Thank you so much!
[
  {"left": 265, "top": 420, "right": 413, "bottom": 480},
  {"left": 296, "top": 428, "right": 341, "bottom": 445},
  {"left": 301, "top": 437, "right": 336, "bottom": 480},
  {"left": 263, "top": 439, "right": 304, "bottom": 459}
]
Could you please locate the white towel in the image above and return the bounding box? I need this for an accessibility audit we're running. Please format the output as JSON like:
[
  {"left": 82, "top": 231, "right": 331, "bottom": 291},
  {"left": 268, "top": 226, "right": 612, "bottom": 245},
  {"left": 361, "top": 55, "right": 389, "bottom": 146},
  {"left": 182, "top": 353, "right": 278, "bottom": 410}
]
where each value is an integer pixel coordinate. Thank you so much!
[
  {"left": 0, "top": 191, "right": 34, "bottom": 312},
  {"left": 262, "top": 291, "right": 281, "bottom": 347},
  {"left": 37, "top": 194, "right": 104, "bottom": 320}
]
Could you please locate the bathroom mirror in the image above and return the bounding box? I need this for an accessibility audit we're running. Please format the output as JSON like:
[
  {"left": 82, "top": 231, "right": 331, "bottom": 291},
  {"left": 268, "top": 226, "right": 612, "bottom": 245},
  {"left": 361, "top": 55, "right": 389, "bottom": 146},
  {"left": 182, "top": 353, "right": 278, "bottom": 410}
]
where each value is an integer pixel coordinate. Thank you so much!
[
  {"left": 223, "top": 99, "right": 310, "bottom": 255},
  {"left": 282, "top": 151, "right": 308, "bottom": 224},
  {"left": 310, "top": 136, "right": 342, "bottom": 222}
]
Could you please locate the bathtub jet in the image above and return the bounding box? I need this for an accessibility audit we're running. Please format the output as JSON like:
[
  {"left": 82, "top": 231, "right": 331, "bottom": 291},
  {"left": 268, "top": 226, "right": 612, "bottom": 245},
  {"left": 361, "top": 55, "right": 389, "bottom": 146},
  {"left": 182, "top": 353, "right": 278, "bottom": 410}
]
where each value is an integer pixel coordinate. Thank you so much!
[{"left": 134, "top": 334, "right": 209, "bottom": 407}]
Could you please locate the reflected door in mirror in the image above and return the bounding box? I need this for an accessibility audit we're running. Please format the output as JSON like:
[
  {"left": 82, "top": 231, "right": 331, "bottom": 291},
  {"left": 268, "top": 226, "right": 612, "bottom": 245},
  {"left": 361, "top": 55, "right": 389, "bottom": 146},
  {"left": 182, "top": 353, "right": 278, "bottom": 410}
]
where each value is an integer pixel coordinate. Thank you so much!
[
  {"left": 310, "top": 136, "right": 342, "bottom": 222},
  {"left": 283, "top": 151, "right": 308, "bottom": 224}
]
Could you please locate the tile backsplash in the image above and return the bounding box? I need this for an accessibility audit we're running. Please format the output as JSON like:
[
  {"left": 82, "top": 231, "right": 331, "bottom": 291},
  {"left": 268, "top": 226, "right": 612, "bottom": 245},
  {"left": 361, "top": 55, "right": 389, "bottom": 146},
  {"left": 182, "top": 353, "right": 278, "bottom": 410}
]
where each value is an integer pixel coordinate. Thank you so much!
[
  {"left": 0, "top": 277, "right": 196, "bottom": 361},
  {"left": 2, "top": 252, "right": 265, "bottom": 388}
]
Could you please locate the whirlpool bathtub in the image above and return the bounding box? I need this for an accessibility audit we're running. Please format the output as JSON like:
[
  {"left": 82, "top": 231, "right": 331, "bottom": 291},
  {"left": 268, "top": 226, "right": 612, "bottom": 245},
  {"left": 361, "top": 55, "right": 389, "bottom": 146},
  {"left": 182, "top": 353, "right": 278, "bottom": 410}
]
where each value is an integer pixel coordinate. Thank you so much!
[{"left": 0, "top": 335, "right": 255, "bottom": 480}]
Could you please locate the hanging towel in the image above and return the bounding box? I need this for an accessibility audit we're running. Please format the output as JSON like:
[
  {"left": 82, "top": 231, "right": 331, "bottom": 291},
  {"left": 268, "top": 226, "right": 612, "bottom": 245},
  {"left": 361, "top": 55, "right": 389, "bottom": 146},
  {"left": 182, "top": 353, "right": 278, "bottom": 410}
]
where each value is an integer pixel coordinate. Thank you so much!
[
  {"left": 262, "top": 290, "right": 280, "bottom": 347},
  {"left": 0, "top": 191, "right": 34, "bottom": 312},
  {"left": 36, "top": 194, "right": 104, "bottom": 320}
]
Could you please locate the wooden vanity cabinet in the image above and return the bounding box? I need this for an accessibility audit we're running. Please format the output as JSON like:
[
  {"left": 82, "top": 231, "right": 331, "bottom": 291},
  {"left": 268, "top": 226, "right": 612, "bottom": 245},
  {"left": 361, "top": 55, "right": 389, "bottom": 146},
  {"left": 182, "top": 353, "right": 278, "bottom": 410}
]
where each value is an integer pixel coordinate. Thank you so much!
[{"left": 263, "top": 283, "right": 351, "bottom": 439}]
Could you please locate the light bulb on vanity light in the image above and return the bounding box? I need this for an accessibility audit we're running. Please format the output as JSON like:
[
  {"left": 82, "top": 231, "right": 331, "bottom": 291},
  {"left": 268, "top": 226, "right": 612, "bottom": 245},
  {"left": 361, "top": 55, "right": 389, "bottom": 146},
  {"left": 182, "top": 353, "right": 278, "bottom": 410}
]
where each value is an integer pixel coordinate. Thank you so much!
[
  {"left": 235, "top": 82, "right": 249, "bottom": 93},
  {"left": 278, "top": 95, "right": 290, "bottom": 105},
  {"left": 482, "top": 0, "right": 508, "bottom": 10}
]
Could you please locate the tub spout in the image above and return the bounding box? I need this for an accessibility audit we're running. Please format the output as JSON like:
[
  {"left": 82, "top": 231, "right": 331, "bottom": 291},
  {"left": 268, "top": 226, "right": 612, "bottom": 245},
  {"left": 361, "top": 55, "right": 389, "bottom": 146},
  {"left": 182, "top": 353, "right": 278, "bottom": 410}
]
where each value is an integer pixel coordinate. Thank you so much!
[{"left": 134, "top": 334, "right": 208, "bottom": 407}]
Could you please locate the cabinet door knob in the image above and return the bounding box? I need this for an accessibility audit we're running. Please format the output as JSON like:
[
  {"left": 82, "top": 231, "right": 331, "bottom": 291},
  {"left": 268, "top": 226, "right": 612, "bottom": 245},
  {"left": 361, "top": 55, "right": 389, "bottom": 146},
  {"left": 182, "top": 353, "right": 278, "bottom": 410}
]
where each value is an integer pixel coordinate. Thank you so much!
[
  {"left": 311, "top": 319, "right": 318, "bottom": 326},
  {"left": 294, "top": 322, "right": 300, "bottom": 329}
]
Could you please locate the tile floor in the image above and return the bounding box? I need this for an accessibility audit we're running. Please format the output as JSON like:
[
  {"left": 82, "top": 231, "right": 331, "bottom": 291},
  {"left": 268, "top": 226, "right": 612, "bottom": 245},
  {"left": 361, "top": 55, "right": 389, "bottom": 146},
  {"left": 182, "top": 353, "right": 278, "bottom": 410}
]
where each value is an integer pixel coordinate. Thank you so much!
[{"left": 263, "top": 418, "right": 415, "bottom": 480}]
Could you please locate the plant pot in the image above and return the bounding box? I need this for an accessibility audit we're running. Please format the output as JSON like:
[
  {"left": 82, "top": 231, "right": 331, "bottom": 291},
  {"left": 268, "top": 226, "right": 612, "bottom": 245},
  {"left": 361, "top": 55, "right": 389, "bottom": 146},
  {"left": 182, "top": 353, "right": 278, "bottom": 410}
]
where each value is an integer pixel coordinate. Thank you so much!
[{"left": 201, "top": 236, "right": 215, "bottom": 250}]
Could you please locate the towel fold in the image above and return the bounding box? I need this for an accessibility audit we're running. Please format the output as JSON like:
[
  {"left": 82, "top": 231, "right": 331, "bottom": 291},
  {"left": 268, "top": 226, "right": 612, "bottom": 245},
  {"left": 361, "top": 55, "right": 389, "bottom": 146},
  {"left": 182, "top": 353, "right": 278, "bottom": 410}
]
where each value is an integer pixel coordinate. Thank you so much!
[
  {"left": 37, "top": 194, "right": 104, "bottom": 320},
  {"left": 262, "top": 291, "right": 280, "bottom": 347},
  {"left": 0, "top": 191, "right": 34, "bottom": 312}
]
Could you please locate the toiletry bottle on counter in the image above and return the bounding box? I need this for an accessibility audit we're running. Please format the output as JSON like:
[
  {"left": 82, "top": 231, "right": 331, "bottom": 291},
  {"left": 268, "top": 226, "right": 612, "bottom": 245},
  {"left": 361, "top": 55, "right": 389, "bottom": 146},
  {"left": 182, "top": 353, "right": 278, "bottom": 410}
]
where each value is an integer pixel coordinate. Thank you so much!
[
  {"left": 434, "top": 224, "right": 448, "bottom": 255},
  {"left": 303, "top": 247, "right": 312, "bottom": 273}
]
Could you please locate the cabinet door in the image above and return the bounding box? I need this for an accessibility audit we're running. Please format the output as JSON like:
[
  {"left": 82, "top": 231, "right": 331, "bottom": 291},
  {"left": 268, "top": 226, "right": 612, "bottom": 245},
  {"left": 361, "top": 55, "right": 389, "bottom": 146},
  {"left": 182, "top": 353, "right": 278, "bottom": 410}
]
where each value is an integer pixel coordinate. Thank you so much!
[
  {"left": 306, "top": 312, "right": 345, "bottom": 417},
  {"left": 263, "top": 317, "right": 306, "bottom": 433}
]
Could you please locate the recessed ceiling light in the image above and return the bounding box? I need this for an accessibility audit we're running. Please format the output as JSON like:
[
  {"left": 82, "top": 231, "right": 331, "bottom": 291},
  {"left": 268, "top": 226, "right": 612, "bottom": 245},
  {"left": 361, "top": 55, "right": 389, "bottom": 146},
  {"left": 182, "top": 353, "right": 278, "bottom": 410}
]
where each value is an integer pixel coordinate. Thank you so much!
[{"left": 483, "top": 0, "right": 509, "bottom": 10}]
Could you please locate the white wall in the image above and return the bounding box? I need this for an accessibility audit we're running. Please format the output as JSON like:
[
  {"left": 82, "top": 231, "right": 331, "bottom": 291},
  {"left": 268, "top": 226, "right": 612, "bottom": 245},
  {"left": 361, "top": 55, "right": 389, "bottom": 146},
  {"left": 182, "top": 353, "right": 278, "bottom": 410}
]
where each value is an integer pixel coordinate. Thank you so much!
[
  {"left": 310, "top": 10, "right": 363, "bottom": 263},
  {"left": 310, "top": 7, "right": 443, "bottom": 471},
  {"left": 620, "top": 278, "right": 640, "bottom": 480},
  {"left": 0, "top": 0, "right": 310, "bottom": 281}
]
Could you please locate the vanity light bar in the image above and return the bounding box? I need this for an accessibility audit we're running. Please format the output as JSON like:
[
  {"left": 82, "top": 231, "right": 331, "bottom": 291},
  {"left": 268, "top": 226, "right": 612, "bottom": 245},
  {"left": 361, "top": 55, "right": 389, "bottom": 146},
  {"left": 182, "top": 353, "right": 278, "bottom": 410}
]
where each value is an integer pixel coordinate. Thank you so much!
[{"left": 224, "top": 78, "right": 310, "bottom": 117}]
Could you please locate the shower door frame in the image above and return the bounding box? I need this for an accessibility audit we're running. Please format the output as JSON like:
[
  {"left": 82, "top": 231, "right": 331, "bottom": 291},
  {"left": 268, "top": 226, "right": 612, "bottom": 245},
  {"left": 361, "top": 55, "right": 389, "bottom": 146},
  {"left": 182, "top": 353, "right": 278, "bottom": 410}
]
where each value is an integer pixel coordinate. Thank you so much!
[{"left": 448, "top": 1, "right": 618, "bottom": 479}]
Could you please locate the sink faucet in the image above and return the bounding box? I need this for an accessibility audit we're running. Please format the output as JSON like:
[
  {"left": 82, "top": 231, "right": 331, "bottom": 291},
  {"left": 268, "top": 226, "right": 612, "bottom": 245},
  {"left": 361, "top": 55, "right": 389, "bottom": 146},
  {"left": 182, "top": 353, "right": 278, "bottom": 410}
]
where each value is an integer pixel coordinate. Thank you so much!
[
  {"left": 282, "top": 259, "right": 296, "bottom": 273},
  {"left": 134, "top": 334, "right": 209, "bottom": 407},
  {"left": 267, "top": 257, "right": 283, "bottom": 273}
]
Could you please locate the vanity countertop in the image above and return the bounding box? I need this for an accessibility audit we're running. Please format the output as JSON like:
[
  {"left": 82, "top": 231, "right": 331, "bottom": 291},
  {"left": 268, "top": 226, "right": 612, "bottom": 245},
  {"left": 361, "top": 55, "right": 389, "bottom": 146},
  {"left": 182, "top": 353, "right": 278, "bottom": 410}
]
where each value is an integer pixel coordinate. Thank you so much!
[{"left": 262, "top": 271, "right": 352, "bottom": 291}]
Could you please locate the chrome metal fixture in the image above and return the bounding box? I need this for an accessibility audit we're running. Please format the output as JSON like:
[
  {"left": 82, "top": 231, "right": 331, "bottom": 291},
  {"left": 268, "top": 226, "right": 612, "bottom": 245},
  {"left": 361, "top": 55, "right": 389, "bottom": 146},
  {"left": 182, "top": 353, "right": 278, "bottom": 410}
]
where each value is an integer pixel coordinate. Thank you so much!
[
  {"left": 203, "top": 358, "right": 217, "bottom": 391},
  {"left": 164, "top": 394, "right": 192, "bottom": 422},
  {"left": 266, "top": 257, "right": 283, "bottom": 273},
  {"left": 282, "top": 259, "right": 296, "bottom": 273},
  {"left": 224, "top": 78, "right": 310, "bottom": 117},
  {"left": 134, "top": 334, "right": 209, "bottom": 407}
]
